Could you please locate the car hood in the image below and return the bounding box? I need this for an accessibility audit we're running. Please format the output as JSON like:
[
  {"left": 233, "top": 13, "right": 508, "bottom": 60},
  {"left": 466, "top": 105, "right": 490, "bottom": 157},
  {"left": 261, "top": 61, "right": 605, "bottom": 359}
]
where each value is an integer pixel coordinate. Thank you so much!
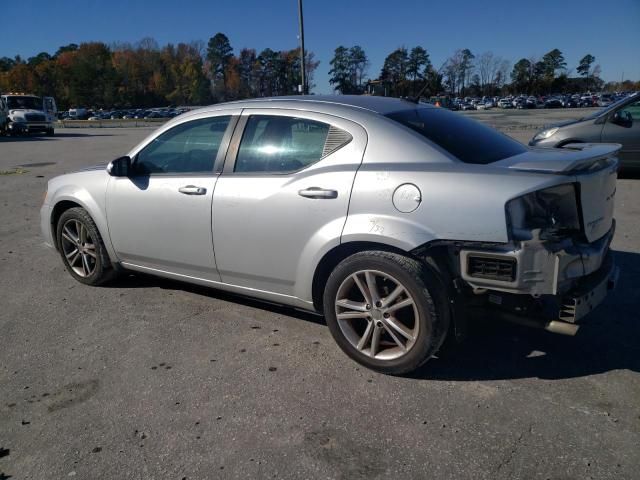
[
  {"left": 551, "top": 118, "right": 582, "bottom": 128},
  {"left": 492, "top": 143, "right": 621, "bottom": 174}
]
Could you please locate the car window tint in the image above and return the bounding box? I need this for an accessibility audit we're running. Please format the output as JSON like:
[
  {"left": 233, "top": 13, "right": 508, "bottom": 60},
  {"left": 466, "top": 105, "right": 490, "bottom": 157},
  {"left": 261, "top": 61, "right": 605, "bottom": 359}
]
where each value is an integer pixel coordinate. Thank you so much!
[
  {"left": 386, "top": 107, "right": 526, "bottom": 164},
  {"left": 135, "top": 116, "right": 231, "bottom": 174},
  {"left": 235, "top": 115, "right": 331, "bottom": 173},
  {"left": 621, "top": 101, "right": 640, "bottom": 121}
]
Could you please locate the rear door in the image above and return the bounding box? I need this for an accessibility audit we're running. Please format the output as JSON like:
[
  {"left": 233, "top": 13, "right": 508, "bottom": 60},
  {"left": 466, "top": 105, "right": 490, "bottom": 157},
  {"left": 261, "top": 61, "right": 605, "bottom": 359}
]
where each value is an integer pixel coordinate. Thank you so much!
[
  {"left": 601, "top": 99, "right": 640, "bottom": 166},
  {"left": 212, "top": 109, "right": 366, "bottom": 298},
  {"left": 106, "top": 112, "right": 238, "bottom": 280}
]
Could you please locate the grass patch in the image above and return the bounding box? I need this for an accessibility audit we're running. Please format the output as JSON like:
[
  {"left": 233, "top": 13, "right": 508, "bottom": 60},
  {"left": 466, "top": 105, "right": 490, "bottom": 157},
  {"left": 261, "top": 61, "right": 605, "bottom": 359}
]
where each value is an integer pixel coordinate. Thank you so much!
[{"left": 0, "top": 168, "right": 29, "bottom": 175}]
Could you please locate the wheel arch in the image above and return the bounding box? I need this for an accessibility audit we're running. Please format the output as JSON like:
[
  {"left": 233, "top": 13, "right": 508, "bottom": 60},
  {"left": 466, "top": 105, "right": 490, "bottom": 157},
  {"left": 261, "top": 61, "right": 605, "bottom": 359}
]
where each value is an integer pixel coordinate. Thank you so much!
[
  {"left": 311, "top": 240, "right": 455, "bottom": 312},
  {"left": 50, "top": 200, "right": 83, "bottom": 250},
  {"left": 48, "top": 192, "right": 117, "bottom": 264},
  {"left": 311, "top": 241, "right": 406, "bottom": 311}
]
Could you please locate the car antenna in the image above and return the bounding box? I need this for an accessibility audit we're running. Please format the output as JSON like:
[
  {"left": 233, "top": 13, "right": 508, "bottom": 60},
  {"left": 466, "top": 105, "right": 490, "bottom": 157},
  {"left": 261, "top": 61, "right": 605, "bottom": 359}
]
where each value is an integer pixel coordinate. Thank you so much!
[{"left": 404, "top": 81, "right": 430, "bottom": 104}]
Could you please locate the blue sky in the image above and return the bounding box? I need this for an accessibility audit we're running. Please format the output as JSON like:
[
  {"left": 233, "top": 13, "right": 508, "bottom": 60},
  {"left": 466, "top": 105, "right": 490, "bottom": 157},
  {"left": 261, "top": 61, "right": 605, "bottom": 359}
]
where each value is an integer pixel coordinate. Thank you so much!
[{"left": 1, "top": 0, "right": 639, "bottom": 93}]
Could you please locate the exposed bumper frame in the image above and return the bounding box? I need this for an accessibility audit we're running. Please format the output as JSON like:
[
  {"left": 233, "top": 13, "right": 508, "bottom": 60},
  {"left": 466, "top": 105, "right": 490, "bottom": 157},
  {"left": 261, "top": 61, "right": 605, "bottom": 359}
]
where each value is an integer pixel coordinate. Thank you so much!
[{"left": 459, "top": 223, "right": 615, "bottom": 296}]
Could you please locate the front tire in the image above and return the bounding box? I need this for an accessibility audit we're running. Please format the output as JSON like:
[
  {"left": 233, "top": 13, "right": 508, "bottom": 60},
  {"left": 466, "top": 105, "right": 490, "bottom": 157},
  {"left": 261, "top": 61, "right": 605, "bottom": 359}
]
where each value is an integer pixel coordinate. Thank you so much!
[
  {"left": 56, "top": 207, "right": 113, "bottom": 285},
  {"left": 323, "top": 251, "right": 449, "bottom": 375}
]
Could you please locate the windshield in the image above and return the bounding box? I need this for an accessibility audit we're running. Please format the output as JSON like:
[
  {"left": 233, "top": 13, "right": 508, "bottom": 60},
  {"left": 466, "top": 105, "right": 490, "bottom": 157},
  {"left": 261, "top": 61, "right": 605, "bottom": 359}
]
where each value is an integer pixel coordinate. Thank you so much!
[
  {"left": 6, "top": 96, "right": 43, "bottom": 110},
  {"left": 386, "top": 107, "right": 526, "bottom": 164}
]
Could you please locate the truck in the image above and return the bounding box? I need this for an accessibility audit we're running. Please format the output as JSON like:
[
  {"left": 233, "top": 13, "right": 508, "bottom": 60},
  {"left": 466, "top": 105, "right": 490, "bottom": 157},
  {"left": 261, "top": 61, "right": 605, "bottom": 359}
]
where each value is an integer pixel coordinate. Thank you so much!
[
  {"left": 0, "top": 93, "right": 57, "bottom": 136},
  {"left": 0, "top": 95, "right": 7, "bottom": 133}
]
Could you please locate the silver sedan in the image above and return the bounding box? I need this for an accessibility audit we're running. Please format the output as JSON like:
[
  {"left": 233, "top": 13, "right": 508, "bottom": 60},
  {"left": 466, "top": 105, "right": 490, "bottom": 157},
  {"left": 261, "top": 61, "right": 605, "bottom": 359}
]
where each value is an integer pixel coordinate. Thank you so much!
[
  {"left": 41, "top": 96, "right": 619, "bottom": 374},
  {"left": 530, "top": 93, "right": 640, "bottom": 170}
]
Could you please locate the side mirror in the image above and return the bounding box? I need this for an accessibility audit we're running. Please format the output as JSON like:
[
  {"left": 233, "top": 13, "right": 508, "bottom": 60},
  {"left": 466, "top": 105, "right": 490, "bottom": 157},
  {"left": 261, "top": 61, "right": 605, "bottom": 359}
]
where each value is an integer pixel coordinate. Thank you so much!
[
  {"left": 611, "top": 111, "right": 633, "bottom": 128},
  {"left": 107, "top": 156, "right": 131, "bottom": 177}
]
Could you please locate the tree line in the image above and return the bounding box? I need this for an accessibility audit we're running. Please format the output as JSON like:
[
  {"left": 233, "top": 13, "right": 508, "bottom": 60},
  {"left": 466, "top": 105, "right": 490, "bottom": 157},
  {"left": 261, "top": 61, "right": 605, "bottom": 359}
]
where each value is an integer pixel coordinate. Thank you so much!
[
  {"left": 0, "top": 33, "right": 318, "bottom": 109},
  {"left": 1, "top": 34, "right": 638, "bottom": 109},
  {"left": 331, "top": 45, "right": 638, "bottom": 98}
]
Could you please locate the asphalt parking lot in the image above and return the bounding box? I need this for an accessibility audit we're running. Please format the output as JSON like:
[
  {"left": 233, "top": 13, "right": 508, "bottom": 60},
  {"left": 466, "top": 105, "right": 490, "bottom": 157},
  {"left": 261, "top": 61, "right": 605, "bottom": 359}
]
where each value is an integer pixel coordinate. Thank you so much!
[{"left": 1, "top": 109, "right": 639, "bottom": 479}]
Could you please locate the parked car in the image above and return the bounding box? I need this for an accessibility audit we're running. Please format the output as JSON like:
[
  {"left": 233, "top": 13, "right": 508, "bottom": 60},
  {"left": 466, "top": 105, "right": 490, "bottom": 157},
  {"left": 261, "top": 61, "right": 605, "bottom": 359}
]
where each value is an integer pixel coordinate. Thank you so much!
[
  {"left": 498, "top": 99, "right": 512, "bottom": 109},
  {"left": 579, "top": 95, "right": 596, "bottom": 107},
  {"left": 544, "top": 97, "right": 563, "bottom": 108},
  {"left": 68, "top": 108, "right": 89, "bottom": 120},
  {"left": 562, "top": 96, "right": 579, "bottom": 108},
  {"left": 41, "top": 96, "right": 620, "bottom": 374},
  {"left": 526, "top": 97, "right": 538, "bottom": 109},
  {"left": 530, "top": 93, "right": 640, "bottom": 170},
  {"left": 598, "top": 94, "right": 615, "bottom": 107}
]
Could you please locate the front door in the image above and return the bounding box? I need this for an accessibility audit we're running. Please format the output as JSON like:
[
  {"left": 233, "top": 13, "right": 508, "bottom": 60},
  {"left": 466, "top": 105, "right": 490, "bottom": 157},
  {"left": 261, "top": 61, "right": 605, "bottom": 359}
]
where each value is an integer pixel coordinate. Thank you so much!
[
  {"left": 106, "top": 113, "right": 236, "bottom": 280},
  {"left": 601, "top": 99, "right": 640, "bottom": 166},
  {"left": 212, "top": 109, "right": 367, "bottom": 299}
]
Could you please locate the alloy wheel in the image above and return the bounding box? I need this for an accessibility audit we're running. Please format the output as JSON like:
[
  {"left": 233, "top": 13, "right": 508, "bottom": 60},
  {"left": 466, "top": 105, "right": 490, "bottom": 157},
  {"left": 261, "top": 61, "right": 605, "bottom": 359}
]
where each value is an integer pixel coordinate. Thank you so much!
[
  {"left": 60, "top": 219, "right": 97, "bottom": 277},
  {"left": 334, "top": 269, "right": 420, "bottom": 360}
]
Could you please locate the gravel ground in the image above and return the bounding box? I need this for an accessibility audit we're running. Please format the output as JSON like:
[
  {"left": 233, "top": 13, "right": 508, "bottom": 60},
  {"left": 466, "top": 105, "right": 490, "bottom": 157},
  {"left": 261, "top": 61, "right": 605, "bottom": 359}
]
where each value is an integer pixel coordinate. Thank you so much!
[{"left": 1, "top": 109, "right": 638, "bottom": 480}]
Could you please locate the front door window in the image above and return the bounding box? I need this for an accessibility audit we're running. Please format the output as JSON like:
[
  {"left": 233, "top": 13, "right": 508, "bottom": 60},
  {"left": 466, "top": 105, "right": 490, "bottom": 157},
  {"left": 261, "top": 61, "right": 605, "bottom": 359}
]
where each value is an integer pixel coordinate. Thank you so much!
[{"left": 135, "top": 116, "right": 231, "bottom": 174}]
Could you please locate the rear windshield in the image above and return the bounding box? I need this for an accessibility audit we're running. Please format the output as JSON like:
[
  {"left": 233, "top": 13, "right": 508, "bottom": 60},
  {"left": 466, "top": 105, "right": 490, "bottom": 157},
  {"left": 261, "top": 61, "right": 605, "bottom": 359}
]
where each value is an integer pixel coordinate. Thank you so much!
[{"left": 386, "top": 107, "right": 526, "bottom": 164}]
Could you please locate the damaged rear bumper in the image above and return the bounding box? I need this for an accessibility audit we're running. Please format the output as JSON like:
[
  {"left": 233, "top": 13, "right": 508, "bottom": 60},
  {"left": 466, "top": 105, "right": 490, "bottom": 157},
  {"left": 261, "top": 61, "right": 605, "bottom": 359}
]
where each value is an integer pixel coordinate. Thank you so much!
[
  {"left": 457, "top": 224, "right": 618, "bottom": 334},
  {"left": 459, "top": 222, "right": 615, "bottom": 296}
]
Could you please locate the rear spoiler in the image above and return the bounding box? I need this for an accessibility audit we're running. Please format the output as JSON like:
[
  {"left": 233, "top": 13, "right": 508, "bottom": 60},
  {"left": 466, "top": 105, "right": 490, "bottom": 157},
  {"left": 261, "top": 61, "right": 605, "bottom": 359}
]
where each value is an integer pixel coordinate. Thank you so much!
[
  {"left": 498, "top": 143, "right": 621, "bottom": 174},
  {"left": 556, "top": 143, "right": 621, "bottom": 173}
]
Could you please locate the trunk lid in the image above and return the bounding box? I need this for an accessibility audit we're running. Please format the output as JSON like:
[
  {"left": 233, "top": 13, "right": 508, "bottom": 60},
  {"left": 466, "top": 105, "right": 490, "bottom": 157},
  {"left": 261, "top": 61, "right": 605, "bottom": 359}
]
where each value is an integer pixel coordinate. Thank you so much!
[{"left": 494, "top": 143, "right": 620, "bottom": 243}]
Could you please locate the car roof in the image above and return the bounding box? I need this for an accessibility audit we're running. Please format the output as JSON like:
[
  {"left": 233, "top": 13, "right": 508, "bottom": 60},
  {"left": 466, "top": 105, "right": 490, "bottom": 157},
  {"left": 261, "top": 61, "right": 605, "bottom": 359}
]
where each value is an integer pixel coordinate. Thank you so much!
[{"left": 194, "top": 95, "right": 433, "bottom": 116}]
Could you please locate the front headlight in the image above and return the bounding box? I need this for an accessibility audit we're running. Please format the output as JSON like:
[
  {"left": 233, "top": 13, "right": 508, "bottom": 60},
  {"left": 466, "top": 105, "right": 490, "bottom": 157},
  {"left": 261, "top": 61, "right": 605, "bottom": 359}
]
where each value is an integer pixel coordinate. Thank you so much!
[
  {"left": 506, "top": 184, "right": 581, "bottom": 241},
  {"left": 11, "top": 116, "right": 25, "bottom": 123},
  {"left": 533, "top": 127, "right": 559, "bottom": 141}
]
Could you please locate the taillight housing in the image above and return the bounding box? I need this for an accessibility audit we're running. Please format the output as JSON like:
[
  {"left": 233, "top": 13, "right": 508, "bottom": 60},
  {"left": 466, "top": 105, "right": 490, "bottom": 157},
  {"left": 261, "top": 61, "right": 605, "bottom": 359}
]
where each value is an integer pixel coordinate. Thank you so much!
[{"left": 506, "top": 184, "right": 581, "bottom": 241}]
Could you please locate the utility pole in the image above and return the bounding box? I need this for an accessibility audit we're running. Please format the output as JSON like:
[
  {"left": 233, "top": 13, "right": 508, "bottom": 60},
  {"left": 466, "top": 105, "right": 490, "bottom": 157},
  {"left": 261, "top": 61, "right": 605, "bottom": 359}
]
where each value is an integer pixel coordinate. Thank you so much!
[{"left": 298, "top": 0, "right": 306, "bottom": 94}]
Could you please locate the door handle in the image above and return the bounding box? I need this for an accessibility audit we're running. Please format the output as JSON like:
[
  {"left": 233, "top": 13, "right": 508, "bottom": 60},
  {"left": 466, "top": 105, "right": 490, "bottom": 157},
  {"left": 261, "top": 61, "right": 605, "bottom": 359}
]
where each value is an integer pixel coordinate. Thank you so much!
[
  {"left": 179, "top": 185, "right": 207, "bottom": 195},
  {"left": 298, "top": 187, "right": 338, "bottom": 199}
]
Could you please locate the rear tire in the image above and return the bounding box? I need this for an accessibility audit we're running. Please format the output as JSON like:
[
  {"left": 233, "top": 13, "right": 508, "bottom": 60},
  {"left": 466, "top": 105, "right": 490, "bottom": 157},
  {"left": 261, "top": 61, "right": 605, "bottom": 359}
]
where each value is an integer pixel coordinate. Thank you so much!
[
  {"left": 323, "top": 251, "right": 449, "bottom": 375},
  {"left": 56, "top": 207, "right": 114, "bottom": 285}
]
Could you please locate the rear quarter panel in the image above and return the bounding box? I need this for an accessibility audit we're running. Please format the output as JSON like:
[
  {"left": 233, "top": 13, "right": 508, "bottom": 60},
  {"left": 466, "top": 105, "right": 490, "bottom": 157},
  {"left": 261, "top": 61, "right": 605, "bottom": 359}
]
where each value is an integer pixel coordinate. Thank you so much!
[{"left": 343, "top": 121, "right": 575, "bottom": 248}]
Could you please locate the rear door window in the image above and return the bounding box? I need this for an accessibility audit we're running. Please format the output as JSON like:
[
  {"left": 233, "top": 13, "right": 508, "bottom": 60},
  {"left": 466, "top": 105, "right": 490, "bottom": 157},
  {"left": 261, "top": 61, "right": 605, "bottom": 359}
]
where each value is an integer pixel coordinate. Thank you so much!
[
  {"left": 234, "top": 115, "right": 333, "bottom": 173},
  {"left": 387, "top": 107, "right": 526, "bottom": 164}
]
